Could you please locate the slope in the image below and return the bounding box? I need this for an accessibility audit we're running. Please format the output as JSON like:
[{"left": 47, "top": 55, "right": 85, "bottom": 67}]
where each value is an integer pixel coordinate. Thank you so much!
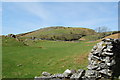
[{"left": 18, "top": 26, "right": 96, "bottom": 41}]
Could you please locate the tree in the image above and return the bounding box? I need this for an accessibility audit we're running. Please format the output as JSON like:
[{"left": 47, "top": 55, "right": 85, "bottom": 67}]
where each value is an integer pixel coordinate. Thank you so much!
[{"left": 95, "top": 26, "right": 110, "bottom": 33}]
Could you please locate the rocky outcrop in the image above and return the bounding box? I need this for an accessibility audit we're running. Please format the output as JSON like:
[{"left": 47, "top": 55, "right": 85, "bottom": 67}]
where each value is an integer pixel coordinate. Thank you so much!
[
  {"left": 7, "top": 34, "right": 17, "bottom": 38},
  {"left": 35, "top": 38, "right": 120, "bottom": 80}
]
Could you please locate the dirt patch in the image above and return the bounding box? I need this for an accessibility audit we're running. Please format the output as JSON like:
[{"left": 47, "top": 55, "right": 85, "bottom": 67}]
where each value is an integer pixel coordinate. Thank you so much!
[{"left": 74, "top": 53, "right": 88, "bottom": 64}]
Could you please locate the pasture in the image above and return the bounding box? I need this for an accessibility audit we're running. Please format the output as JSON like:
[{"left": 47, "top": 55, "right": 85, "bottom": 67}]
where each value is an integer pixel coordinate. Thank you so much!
[{"left": 2, "top": 37, "right": 97, "bottom": 78}]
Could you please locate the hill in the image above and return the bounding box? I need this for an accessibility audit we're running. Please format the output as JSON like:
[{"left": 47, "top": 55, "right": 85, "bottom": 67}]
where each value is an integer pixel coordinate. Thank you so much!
[
  {"left": 79, "top": 31, "right": 120, "bottom": 41},
  {"left": 103, "top": 33, "right": 120, "bottom": 39},
  {"left": 18, "top": 26, "right": 96, "bottom": 41}
]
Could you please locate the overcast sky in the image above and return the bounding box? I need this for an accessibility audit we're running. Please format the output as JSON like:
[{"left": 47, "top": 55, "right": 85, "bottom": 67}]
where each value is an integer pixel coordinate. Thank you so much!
[{"left": 2, "top": 2, "right": 118, "bottom": 35}]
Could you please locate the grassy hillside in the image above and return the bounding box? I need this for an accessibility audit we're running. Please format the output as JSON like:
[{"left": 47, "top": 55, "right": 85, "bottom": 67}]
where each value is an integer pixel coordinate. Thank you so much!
[
  {"left": 2, "top": 36, "right": 26, "bottom": 47},
  {"left": 2, "top": 36, "right": 97, "bottom": 78},
  {"left": 2, "top": 26, "right": 120, "bottom": 78},
  {"left": 17, "top": 26, "right": 120, "bottom": 41},
  {"left": 79, "top": 31, "right": 120, "bottom": 41},
  {"left": 103, "top": 33, "right": 120, "bottom": 39},
  {"left": 18, "top": 26, "right": 96, "bottom": 41}
]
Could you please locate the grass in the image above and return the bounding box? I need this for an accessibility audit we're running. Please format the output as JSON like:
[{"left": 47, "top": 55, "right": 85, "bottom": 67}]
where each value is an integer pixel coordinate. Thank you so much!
[
  {"left": 2, "top": 36, "right": 97, "bottom": 78},
  {"left": 18, "top": 26, "right": 96, "bottom": 41},
  {"left": 19, "top": 27, "right": 95, "bottom": 37},
  {"left": 80, "top": 31, "right": 120, "bottom": 41}
]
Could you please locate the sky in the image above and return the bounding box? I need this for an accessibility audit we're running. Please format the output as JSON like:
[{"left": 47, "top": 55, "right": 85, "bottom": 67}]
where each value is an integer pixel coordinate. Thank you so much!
[
  {"left": 1, "top": 0, "right": 120, "bottom": 2},
  {"left": 2, "top": 2, "right": 118, "bottom": 35}
]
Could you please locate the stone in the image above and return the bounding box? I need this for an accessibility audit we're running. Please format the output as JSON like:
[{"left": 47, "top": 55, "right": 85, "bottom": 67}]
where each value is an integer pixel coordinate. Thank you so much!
[
  {"left": 118, "top": 76, "right": 120, "bottom": 79},
  {"left": 51, "top": 74, "right": 65, "bottom": 78},
  {"left": 98, "top": 63, "right": 107, "bottom": 69},
  {"left": 104, "top": 42, "right": 112, "bottom": 45},
  {"left": 84, "top": 70, "right": 100, "bottom": 79},
  {"left": 103, "top": 48, "right": 113, "bottom": 52},
  {"left": 93, "top": 45, "right": 97, "bottom": 50},
  {"left": 92, "top": 51, "right": 99, "bottom": 55},
  {"left": 107, "top": 45, "right": 113, "bottom": 49},
  {"left": 102, "top": 52, "right": 113, "bottom": 56},
  {"left": 42, "top": 72, "right": 51, "bottom": 76},
  {"left": 88, "top": 53, "right": 93, "bottom": 61},
  {"left": 70, "top": 73, "right": 82, "bottom": 80},
  {"left": 7, "top": 34, "right": 16, "bottom": 38},
  {"left": 106, "top": 49, "right": 112, "bottom": 52},
  {"left": 70, "top": 69, "right": 85, "bottom": 80},
  {"left": 17, "top": 64, "right": 22, "bottom": 67},
  {"left": 63, "top": 69, "right": 72, "bottom": 77},
  {"left": 102, "top": 38, "right": 113, "bottom": 42},
  {"left": 95, "top": 47, "right": 104, "bottom": 53},
  {"left": 82, "top": 76, "right": 96, "bottom": 80},
  {"left": 87, "top": 65, "right": 98, "bottom": 70},
  {"left": 99, "top": 69, "right": 112, "bottom": 76},
  {"left": 104, "top": 57, "right": 111, "bottom": 63},
  {"left": 71, "top": 69, "right": 76, "bottom": 74},
  {"left": 34, "top": 76, "right": 52, "bottom": 80},
  {"left": 114, "top": 39, "right": 120, "bottom": 43},
  {"left": 106, "top": 60, "right": 115, "bottom": 66},
  {"left": 91, "top": 49, "right": 94, "bottom": 53},
  {"left": 92, "top": 55, "right": 101, "bottom": 60},
  {"left": 77, "top": 69, "right": 85, "bottom": 73}
]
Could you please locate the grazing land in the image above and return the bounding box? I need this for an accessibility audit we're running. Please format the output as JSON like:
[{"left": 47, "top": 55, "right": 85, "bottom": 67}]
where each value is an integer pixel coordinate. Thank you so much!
[
  {"left": 2, "top": 36, "right": 97, "bottom": 78},
  {"left": 2, "top": 27, "right": 120, "bottom": 78}
]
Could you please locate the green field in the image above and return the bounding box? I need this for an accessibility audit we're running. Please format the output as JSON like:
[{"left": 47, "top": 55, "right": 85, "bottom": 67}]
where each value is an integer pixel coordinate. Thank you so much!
[{"left": 2, "top": 37, "right": 97, "bottom": 78}]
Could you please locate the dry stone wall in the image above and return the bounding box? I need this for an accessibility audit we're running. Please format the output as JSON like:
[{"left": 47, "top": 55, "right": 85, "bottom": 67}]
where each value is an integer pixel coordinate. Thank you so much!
[
  {"left": 35, "top": 38, "right": 120, "bottom": 80},
  {"left": 84, "top": 38, "right": 120, "bottom": 80}
]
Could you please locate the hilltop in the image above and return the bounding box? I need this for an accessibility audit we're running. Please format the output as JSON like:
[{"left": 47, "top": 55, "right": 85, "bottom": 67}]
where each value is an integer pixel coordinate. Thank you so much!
[{"left": 17, "top": 26, "right": 96, "bottom": 41}]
